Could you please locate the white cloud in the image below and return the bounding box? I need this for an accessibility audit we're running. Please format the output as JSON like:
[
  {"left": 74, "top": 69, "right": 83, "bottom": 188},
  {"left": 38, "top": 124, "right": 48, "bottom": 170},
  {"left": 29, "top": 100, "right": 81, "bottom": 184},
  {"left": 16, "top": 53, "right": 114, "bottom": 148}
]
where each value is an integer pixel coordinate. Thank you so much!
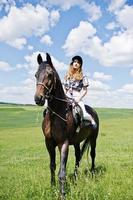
[
  {"left": 50, "top": 9, "right": 60, "bottom": 27},
  {"left": 19, "top": 51, "right": 67, "bottom": 77},
  {"left": 108, "top": 0, "right": 126, "bottom": 13},
  {"left": 0, "top": 4, "right": 49, "bottom": 39},
  {"left": 7, "top": 37, "right": 27, "bottom": 49},
  {"left": 24, "top": 51, "right": 42, "bottom": 75},
  {"left": 83, "top": 74, "right": 133, "bottom": 108},
  {"left": 16, "top": 63, "right": 28, "bottom": 69},
  {"left": 0, "top": 52, "right": 68, "bottom": 104},
  {"left": 130, "top": 69, "right": 133, "bottom": 77},
  {"left": 89, "top": 79, "right": 110, "bottom": 91},
  {"left": 0, "top": 61, "right": 13, "bottom": 71},
  {"left": 51, "top": 56, "right": 68, "bottom": 71},
  {"left": 0, "top": 85, "right": 35, "bottom": 104},
  {"left": 63, "top": 19, "right": 133, "bottom": 67},
  {"left": 118, "top": 83, "right": 133, "bottom": 94},
  {"left": 45, "top": 0, "right": 101, "bottom": 21},
  {"left": 105, "top": 5, "right": 133, "bottom": 67},
  {"left": 44, "top": 0, "right": 78, "bottom": 11},
  {"left": 116, "top": 5, "right": 133, "bottom": 30},
  {"left": 86, "top": 90, "right": 133, "bottom": 108},
  {"left": 1, "top": 79, "right": 133, "bottom": 108},
  {"left": 106, "top": 21, "right": 119, "bottom": 30},
  {"left": 81, "top": 1, "right": 102, "bottom": 22},
  {"left": 40, "top": 34, "right": 53, "bottom": 46},
  {"left": 22, "top": 78, "right": 35, "bottom": 86},
  {"left": 28, "top": 45, "right": 34, "bottom": 51},
  {"left": 63, "top": 21, "right": 96, "bottom": 56},
  {"left": 103, "top": 6, "right": 133, "bottom": 67},
  {"left": 103, "top": 5, "right": 133, "bottom": 67},
  {"left": 0, "top": 4, "right": 60, "bottom": 48},
  {"left": 107, "top": 5, "right": 133, "bottom": 32},
  {"left": 101, "top": 30, "right": 133, "bottom": 67},
  {"left": 93, "top": 72, "right": 112, "bottom": 81},
  {"left": 0, "top": 0, "right": 15, "bottom": 12}
]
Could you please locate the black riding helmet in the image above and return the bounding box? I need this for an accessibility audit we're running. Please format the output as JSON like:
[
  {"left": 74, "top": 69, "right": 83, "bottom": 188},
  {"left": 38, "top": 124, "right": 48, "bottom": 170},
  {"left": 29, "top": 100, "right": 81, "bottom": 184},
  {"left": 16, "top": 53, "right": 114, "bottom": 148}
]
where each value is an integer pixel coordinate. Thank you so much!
[{"left": 72, "top": 55, "right": 83, "bottom": 66}]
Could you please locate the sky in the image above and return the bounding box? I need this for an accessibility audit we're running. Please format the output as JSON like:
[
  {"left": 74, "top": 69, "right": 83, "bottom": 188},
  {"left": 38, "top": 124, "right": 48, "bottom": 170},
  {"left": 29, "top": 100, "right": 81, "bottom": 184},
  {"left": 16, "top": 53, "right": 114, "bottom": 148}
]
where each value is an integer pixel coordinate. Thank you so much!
[{"left": 0, "top": 0, "right": 133, "bottom": 108}]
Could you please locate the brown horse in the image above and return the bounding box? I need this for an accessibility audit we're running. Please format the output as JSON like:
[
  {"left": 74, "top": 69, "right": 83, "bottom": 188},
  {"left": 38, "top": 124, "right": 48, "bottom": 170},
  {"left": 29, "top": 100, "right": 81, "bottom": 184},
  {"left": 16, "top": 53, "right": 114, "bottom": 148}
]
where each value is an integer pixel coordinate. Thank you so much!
[{"left": 34, "top": 53, "right": 99, "bottom": 198}]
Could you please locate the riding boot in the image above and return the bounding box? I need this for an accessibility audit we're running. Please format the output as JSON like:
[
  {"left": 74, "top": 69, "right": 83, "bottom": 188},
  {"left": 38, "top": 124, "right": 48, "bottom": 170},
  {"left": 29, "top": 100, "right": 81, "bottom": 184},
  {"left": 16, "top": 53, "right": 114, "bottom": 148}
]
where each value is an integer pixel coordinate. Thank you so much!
[{"left": 83, "top": 114, "right": 97, "bottom": 129}]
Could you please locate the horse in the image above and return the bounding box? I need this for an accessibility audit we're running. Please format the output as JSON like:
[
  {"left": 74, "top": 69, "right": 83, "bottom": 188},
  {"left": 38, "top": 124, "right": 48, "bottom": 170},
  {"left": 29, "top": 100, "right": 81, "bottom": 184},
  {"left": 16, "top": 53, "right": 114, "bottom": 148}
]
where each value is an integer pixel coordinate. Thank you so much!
[{"left": 34, "top": 53, "right": 99, "bottom": 198}]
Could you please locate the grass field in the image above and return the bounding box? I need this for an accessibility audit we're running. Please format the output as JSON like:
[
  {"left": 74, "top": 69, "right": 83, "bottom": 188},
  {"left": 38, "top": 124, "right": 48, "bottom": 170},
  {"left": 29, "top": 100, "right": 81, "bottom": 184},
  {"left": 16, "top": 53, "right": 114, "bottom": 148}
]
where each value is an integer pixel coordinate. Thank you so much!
[{"left": 0, "top": 105, "right": 133, "bottom": 200}]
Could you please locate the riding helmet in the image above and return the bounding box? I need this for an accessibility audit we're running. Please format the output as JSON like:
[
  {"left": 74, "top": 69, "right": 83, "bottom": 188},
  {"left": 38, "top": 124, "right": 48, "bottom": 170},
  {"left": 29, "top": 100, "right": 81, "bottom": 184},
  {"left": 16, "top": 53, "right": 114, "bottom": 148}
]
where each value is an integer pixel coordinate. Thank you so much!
[{"left": 72, "top": 55, "right": 83, "bottom": 66}]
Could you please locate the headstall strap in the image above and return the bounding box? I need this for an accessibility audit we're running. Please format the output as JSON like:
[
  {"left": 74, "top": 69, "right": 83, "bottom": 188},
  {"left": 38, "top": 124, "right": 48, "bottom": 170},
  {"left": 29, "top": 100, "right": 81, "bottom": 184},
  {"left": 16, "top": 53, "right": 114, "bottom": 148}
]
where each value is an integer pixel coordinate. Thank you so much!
[{"left": 37, "top": 81, "right": 54, "bottom": 101}]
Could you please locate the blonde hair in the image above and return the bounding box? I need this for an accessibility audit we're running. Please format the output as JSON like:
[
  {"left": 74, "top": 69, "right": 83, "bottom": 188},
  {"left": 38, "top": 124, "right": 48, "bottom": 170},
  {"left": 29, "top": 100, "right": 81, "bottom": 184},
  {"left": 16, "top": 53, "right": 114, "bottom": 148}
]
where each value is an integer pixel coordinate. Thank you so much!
[{"left": 65, "top": 64, "right": 83, "bottom": 81}]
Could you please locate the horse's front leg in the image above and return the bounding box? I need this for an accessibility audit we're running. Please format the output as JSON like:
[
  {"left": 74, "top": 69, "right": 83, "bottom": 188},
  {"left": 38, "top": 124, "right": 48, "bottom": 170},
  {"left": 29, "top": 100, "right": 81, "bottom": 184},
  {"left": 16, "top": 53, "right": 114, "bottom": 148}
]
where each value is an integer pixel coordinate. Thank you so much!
[
  {"left": 45, "top": 138, "right": 56, "bottom": 185},
  {"left": 74, "top": 143, "right": 81, "bottom": 179},
  {"left": 58, "top": 140, "right": 69, "bottom": 198}
]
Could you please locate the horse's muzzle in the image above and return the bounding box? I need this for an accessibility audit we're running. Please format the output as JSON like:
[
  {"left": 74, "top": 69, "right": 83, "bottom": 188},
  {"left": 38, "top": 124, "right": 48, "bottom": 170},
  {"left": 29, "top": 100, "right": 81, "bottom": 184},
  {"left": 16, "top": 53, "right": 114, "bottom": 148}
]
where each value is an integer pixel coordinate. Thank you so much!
[{"left": 34, "top": 95, "right": 45, "bottom": 106}]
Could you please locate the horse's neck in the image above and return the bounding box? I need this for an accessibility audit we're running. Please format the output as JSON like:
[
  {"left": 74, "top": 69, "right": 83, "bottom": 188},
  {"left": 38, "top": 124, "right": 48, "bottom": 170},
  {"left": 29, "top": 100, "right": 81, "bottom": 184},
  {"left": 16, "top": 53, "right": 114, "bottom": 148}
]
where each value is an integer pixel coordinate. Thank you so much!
[{"left": 48, "top": 78, "right": 67, "bottom": 112}]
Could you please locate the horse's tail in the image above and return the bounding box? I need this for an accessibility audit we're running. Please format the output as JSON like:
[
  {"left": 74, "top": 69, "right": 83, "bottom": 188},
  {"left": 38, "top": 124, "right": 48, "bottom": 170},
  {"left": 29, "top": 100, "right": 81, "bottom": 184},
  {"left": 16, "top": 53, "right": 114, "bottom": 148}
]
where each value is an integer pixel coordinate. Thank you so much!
[{"left": 80, "top": 137, "right": 90, "bottom": 161}]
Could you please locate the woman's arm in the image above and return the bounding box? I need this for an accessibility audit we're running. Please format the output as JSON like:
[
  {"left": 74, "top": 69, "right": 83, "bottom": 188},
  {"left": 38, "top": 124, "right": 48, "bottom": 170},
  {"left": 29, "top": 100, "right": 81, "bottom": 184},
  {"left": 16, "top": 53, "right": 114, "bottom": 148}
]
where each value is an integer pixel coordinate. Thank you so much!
[
  {"left": 77, "top": 87, "right": 88, "bottom": 102},
  {"left": 63, "top": 79, "right": 69, "bottom": 94}
]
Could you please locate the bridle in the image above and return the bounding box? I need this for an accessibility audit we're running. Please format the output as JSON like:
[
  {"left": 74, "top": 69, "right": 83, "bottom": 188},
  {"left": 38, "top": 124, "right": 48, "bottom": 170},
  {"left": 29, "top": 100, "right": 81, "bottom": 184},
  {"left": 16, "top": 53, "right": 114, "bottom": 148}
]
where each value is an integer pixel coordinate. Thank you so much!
[
  {"left": 37, "top": 80, "right": 74, "bottom": 103},
  {"left": 36, "top": 68, "right": 72, "bottom": 122},
  {"left": 37, "top": 82, "right": 49, "bottom": 90},
  {"left": 37, "top": 80, "right": 55, "bottom": 100}
]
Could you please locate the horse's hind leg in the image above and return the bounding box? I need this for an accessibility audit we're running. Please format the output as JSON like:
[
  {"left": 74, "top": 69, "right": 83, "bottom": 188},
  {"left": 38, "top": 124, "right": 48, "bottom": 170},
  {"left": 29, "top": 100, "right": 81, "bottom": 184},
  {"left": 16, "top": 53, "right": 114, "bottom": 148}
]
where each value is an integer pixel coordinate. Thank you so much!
[
  {"left": 45, "top": 138, "right": 56, "bottom": 185},
  {"left": 74, "top": 143, "right": 80, "bottom": 178},
  {"left": 90, "top": 138, "right": 96, "bottom": 172}
]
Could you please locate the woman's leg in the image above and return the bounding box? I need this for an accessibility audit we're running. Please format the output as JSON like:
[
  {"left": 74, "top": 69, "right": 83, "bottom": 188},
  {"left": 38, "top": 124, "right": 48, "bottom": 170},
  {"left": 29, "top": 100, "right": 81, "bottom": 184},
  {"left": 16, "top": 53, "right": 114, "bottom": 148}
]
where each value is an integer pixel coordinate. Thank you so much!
[{"left": 78, "top": 101, "right": 96, "bottom": 127}]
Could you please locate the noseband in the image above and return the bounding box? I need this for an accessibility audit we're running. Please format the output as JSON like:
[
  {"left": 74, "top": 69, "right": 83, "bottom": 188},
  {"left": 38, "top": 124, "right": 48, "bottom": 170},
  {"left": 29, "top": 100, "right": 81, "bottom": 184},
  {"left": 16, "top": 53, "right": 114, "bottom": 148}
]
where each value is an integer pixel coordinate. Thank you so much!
[
  {"left": 37, "top": 81, "right": 54, "bottom": 100},
  {"left": 37, "top": 82, "right": 50, "bottom": 90}
]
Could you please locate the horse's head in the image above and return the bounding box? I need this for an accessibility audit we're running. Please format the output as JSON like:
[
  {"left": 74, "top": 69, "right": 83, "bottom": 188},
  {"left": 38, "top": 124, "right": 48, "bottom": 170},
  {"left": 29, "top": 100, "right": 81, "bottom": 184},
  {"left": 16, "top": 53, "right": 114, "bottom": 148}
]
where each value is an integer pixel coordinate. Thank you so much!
[{"left": 34, "top": 53, "right": 55, "bottom": 106}]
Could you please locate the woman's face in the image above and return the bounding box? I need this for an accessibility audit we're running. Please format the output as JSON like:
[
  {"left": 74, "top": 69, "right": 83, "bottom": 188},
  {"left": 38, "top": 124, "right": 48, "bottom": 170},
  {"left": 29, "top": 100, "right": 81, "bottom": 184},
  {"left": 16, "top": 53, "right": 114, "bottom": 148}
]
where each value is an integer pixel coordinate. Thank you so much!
[{"left": 72, "top": 59, "right": 81, "bottom": 69}]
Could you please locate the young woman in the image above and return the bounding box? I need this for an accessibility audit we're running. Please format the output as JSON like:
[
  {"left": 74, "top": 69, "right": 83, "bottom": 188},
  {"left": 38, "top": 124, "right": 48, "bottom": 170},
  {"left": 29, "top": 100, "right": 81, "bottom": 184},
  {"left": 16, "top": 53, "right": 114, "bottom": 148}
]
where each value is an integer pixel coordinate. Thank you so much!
[{"left": 64, "top": 55, "right": 96, "bottom": 129}]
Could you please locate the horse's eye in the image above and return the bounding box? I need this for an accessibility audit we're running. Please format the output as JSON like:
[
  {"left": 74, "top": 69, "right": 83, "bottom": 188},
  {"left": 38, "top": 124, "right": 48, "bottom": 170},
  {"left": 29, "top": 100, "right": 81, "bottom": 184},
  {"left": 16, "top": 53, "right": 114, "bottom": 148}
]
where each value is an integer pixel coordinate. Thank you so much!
[
  {"left": 35, "top": 72, "right": 38, "bottom": 78},
  {"left": 48, "top": 73, "right": 52, "bottom": 79}
]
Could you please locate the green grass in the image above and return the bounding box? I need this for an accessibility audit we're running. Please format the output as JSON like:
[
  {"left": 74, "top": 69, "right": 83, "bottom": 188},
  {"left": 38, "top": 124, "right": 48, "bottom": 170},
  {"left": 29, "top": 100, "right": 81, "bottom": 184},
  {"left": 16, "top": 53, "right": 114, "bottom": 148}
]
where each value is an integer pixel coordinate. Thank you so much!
[
  {"left": 0, "top": 105, "right": 133, "bottom": 200},
  {"left": 0, "top": 105, "right": 43, "bottom": 129}
]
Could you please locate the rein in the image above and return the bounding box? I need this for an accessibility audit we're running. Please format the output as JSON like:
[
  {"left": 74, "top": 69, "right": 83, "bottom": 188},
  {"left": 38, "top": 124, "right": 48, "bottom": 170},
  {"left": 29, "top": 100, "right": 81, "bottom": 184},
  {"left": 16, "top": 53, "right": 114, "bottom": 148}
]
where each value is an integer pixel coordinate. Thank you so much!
[
  {"left": 52, "top": 95, "right": 68, "bottom": 102},
  {"left": 47, "top": 106, "right": 67, "bottom": 122},
  {"left": 46, "top": 96, "right": 78, "bottom": 122},
  {"left": 37, "top": 79, "right": 73, "bottom": 122}
]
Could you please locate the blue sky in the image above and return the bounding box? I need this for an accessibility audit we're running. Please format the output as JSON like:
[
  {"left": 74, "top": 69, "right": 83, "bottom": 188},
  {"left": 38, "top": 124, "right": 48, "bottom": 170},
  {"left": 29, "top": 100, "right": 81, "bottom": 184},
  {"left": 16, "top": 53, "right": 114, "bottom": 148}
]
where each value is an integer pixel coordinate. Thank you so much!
[{"left": 0, "top": 0, "right": 133, "bottom": 108}]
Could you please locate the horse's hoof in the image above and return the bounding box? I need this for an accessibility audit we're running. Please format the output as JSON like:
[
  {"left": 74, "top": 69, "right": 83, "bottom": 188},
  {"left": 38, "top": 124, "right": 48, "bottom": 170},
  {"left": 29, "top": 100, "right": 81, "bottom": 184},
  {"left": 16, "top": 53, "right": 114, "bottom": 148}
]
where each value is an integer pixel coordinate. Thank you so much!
[
  {"left": 74, "top": 173, "right": 78, "bottom": 181},
  {"left": 90, "top": 168, "right": 95, "bottom": 177},
  {"left": 60, "top": 194, "right": 66, "bottom": 200}
]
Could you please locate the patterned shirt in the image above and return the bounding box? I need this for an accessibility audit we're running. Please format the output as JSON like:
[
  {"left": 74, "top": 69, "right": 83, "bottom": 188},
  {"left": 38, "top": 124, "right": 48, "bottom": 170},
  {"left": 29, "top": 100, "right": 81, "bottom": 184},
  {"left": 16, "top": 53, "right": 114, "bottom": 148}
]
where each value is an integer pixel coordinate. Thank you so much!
[{"left": 64, "top": 76, "right": 89, "bottom": 92}]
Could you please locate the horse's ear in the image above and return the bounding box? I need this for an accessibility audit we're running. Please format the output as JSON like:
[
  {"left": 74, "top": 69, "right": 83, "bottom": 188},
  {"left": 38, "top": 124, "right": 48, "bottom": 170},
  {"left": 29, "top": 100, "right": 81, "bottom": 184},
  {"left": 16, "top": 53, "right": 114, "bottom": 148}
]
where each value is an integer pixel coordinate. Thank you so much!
[
  {"left": 46, "top": 53, "right": 52, "bottom": 66},
  {"left": 37, "top": 54, "right": 43, "bottom": 65}
]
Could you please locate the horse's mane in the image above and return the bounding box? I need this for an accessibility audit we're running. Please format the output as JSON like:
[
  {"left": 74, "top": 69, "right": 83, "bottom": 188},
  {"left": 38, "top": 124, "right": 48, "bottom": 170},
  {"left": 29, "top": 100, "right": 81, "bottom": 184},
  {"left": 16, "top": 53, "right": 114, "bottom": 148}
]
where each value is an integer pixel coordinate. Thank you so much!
[{"left": 50, "top": 62, "right": 66, "bottom": 98}]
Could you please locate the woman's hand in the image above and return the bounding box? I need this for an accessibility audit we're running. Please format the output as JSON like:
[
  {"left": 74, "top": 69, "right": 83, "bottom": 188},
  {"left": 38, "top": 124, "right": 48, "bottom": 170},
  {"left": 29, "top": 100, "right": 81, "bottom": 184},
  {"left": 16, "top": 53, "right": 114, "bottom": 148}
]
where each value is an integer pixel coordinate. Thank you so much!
[{"left": 75, "top": 98, "right": 80, "bottom": 103}]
